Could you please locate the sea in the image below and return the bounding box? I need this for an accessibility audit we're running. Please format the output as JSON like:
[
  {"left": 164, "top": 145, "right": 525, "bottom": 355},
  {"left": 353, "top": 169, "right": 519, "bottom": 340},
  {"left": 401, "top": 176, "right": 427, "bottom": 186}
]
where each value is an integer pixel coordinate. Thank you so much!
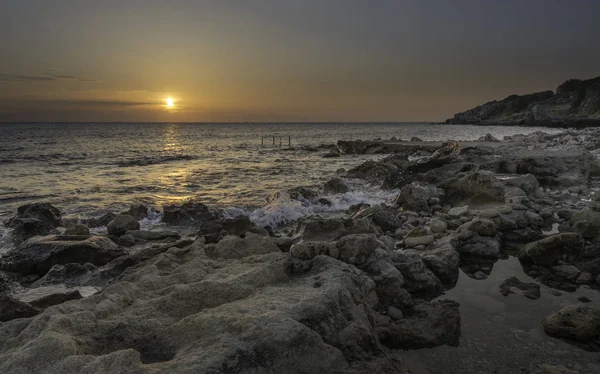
[{"left": 0, "top": 122, "right": 563, "bottom": 251}]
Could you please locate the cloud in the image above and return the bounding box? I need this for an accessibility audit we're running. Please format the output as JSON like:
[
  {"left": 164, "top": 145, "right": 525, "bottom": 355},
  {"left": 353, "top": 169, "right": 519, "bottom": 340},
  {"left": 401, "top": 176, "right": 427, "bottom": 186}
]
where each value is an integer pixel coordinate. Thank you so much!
[{"left": 0, "top": 73, "right": 98, "bottom": 83}]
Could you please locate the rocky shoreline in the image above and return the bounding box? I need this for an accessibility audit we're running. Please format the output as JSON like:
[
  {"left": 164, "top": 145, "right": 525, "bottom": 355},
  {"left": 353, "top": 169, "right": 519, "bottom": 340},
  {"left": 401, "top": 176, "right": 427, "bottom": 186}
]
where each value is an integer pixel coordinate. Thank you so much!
[{"left": 1, "top": 128, "right": 600, "bottom": 373}]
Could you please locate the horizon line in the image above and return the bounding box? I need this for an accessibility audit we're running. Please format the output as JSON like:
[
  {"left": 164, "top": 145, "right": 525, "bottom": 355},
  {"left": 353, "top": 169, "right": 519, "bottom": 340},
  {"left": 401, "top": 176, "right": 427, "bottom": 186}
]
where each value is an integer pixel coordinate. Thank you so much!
[{"left": 0, "top": 121, "right": 441, "bottom": 124}]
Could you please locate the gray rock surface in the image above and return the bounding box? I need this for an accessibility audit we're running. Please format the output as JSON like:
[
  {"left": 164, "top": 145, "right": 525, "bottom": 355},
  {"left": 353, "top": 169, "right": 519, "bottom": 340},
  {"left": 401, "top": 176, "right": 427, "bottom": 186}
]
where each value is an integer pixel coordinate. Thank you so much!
[{"left": 542, "top": 305, "right": 600, "bottom": 342}]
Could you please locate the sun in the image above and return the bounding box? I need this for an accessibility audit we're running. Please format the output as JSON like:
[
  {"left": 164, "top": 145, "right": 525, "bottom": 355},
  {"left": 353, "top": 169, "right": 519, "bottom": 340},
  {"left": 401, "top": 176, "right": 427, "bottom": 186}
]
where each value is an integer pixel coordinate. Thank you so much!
[{"left": 165, "top": 97, "right": 174, "bottom": 108}]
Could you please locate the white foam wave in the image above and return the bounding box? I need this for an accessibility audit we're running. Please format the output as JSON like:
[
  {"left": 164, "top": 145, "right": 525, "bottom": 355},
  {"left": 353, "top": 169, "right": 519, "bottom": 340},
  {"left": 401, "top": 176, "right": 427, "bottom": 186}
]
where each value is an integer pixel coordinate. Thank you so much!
[{"left": 248, "top": 188, "right": 398, "bottom": 228}]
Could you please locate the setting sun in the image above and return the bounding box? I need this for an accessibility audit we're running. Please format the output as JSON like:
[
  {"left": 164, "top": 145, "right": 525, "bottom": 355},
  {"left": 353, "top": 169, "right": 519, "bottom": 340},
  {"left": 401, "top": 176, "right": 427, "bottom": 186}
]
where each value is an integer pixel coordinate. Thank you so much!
[{"left": 165, "top": 97, "right": 174, "bottom": 108}]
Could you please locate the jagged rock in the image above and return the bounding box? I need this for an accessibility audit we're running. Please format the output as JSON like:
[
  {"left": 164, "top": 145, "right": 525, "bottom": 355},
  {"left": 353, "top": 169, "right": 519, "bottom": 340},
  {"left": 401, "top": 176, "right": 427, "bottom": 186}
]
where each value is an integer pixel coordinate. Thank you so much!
[
  {"left": 551, "top": 265, "right": 581, "bottom": 281},
  {"left": 390, "top": 251, "right": 444, "bottom": 299},
  {"left": 365, "top": 259, "right": 412, "bottom": 310},
  {"left": 290, "top": 241, "right": 339, "bottom": 260},
  {"left": 0, "top": 294, "right": 39, "bottom": 322},
  {"left": 106, "top": 214, "right": 139, "bottom": 236},
  {"left": 31, "top": 263, "right": 93, "bottom": 287},
  {"left": 477, "top": 133, "right": 499, "bottom": 142},
  {"left": 337, "top": 234, "right": 388, "bottom": 266},
  {"left": 161, "top": 200, "right": 221, "bottom": 225},
  {"left": 569, "top": 208, "right": 600, "bottom": 238},
  {"left": 118, "top": 234, "right": 136, "bottom": 247},
  {"left": 125, "top": 203, "right": 149, "bottom": 220},
  {"left": 518, "top": 233, "right": 584, "bottom": 266},
  {"left": 499, "top": 277, "right": 540, "bottom": 299},
  {"left": 63, "top": 224, "right": 90, "bottom": 236},
  {"left": 441, "top": 171, "right": 505, "bottom": 206},
  {"left": 5, "top": 203, "right": 62, "bottom": 244},
  {"left": 293, "top": 216, "right": 349, "bottom": 242},
  {"left": 211, "top": 233, "right": 280, "bottom": 259},
  {"left": 542, "top": 305, "right": 600, "bottom": 342},
  {"left": 377, "top": 300, "right": 461, "bottom": 349},
  {"left": 197, "top": 215, "right": 264, "bottom": 243},
  {"left": 29, "top": 290, "right": 83, "bottom": 309},
  {"left": 0, "top": 235, "right": 125, "bottom": 276},
  {"left": 0, "top": 251, "right": 415, "bottom": 373},
  {"left": 84, "top": 212, "right": 117, "bottom": 228},
  {"left": 505, "top": 174, "right": 540, "bottom": 196},
  {"left": 323, "top": 177, "right": 349, "bottom": 194}
]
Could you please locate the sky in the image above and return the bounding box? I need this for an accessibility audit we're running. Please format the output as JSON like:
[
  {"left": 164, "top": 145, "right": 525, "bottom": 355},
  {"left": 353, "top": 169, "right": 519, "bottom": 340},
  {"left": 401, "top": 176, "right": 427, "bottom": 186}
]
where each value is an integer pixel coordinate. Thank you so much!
[{"left": 1, "top": 0, "right": 599, "bottom": 122}]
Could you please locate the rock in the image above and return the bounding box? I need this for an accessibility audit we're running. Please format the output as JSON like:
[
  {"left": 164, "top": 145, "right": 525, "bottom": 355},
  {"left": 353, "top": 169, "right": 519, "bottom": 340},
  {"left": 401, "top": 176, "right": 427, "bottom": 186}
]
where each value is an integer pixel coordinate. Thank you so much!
[
  {"left": 576, "top": 272, "right": 594, "bottom": 284},
  {"left": 415, "top": 238, "right": 460, "bottom": 286},
  {"left": 387, "top": 306, "right": 403, "bottom": 320},
  {"left": 84, "top": 212, "right": 117, "bottom": 228},
  {"left": 410, "top": 136, "right": 423, "bottom": 142},
  {"left": 126, "top": 230, "right": 181, "bottom": 241},
  {"left": 370, "top": 207, "right": 402, "bottom": 232},
  {"left": 542, "top": 305, "right": 600, "bottom": 342},
  {"left": 31, "top": 263, "right": 93, "bottom": 287},
  {"left": 454, "top": 233, "right": 501, "bottom": 259},
  {"left": 429, "top": 218, "right": 447, "bottom": 233},
  {"left": 0, "top": 250, "right": 414, "bottom": 373},
  {"left": 459, "top": 218, "right": 497, "bottom": 237},
  {"left": 63, "top": 225, "right": 90, "bottom": 236},
  {"left": 212, "top": 233, "right": 280, "bottom": 259},
  {"left": 390, "top": 251, "right": 444, "bottom": 299},
  {"left": 569, "top": 208, "right": 600, "bottom": 238},
  {"left": 505, "top": 174, "right": 540, "bottom": 196},
  {"left": 118, "top": 233, "right": 136, "bottom": 247},
  {"left": 290, "top": 241, "right": 339, "bottom": 260},
  {"left": 293, "top": 217, "right": 349, "bottom": 242},
  {"left": 28, "top": 290, "right": 83, "bottom": 309},
  {"left": 197, "top": 215, "right": 263, "bottom": 243},
  {"left": 499, "top": 277, "right": 541, "bottom": 299},
  {"left": 473, "top": 271, "right": 487, "bottom": 280},
  {"left": 441, "top": 171, "right": 505, "bottom": 207},
  {"left": 5, "top": 203, "right": 62, "bottom": 244},
  {"left": 0, "top": 294, "right": 39, "bottom": 322},
  {"left": 106, "top": 214, "right": 139, "bottom": 236},
  {"left": 448, "top": 205, "right": 469, "bottom": 217},
  {"left": 125, "top": 203, "right": 149, "bottom": 220},
  {"left": 578, "top": 296, "right": 592, "bottom": 303},
  {"left": 161, "top": 200, "right": 220, "bottom": 225},
  {"left": 377, "top": 300, "right": 461, "bottom": 349},
  {"left": 337, "top": 234, "right": 388, "bottom": 266},
  {"left": 518, "top": 233, "right": 584, "bottom": 266},
  {"left": 323, "top": 177, "right": 349, "bottom": 194},
  {"left": 477, "top": 133, "right": 500, "bottom": 142},
  {"left": 404, "top": 235, "right": 435, "bottom": 248},
  {"left": 551, "top": 265, "right": 581, "bottom": 281},
  {"left": 0, "top": 235, "right": 126, "bottom": 276},
  {"left": 531, "top": 364, "right": 579, "bottom": 374}
]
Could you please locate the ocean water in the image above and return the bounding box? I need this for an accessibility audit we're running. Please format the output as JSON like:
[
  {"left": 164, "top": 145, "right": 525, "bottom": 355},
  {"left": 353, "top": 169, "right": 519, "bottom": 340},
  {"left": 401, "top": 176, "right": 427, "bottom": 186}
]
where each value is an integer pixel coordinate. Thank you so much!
[{"left": 0, "top": 122, "right": 562, "bottom": 241}]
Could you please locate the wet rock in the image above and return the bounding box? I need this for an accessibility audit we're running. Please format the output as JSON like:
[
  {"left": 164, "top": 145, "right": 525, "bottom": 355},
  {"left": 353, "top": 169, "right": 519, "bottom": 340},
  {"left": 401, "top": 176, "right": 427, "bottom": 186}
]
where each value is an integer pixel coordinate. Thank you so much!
[
  {"left": 290, "top": 241, "right": 339, "bottom": 260},
  {"left": 293, "top": 216, "right": 350, "bottom": 242},
  {"left": 31, "top": 263, "right": 93, "bottom": 287},
  {"left": 212, "top": 233, "right": 280, "bottom": 259},
  {"left": 390, "top": 251, "right": 444, "bottom": 299},
  {"left": 542, "top": 305, "right": 600, "bottom": 342},
  {"left": 387, "top": 306, "right": 404, "bottom": 320},
  {"left": 499, "top": 277, "right": 541, "bottom": 299},
  {"left": 473, "top": 271, "right": 487, "bottom": 280},
  {"left": 0, "top": 235, "right": 126, "bottom": 276},
  {"left": 125, "top": 203, "right": 149, "bottom": 220},
  {"left": 323, "top": 177, "right": 349, "bottom": 194},
  {"left": 161, "top": 200, "right": 220, "bottom": 225},
  {"left": 551, "top": 265, "right": 581, "bottom": 281},
  {"left": 106, "top": 214, "right": 139, "bottom": 236},
  {"left": 505, "top": 174, "right": 540, "bottom": 196},
  {"left": 403, "top": 227, "right": 435, "bottom": 248},
  {"left": 366, "top": 259, "right": 412, "bottom": 310},
  {"left": 569, "top": 208, "right": 600, "bottom": 238},
  {"left": 576, "top": 272, "right": 594, "bottom": 284},
  {"left": 197, "top": 215, "right": 262, "bottom": 243},
  {"left": 448, "top": 205, "right": 469, "bottom": 217},
  {"left": 84, "top": 212, "right": 117, "bottom": 228},
  {"left": 271, "top": 237, "right": 296, "bottom": 252},
  {"left": 578, "top": 296, "right": 592, "bottom": 303},
  {"left": 410, "top": 136, "right": 423, "bottom": 142},
  {"left": 0, "top": 294, "right": 39, "bottom": 322},
  {"left": 29, "top": 290, "right": 83, "bottom": 309},
  {"left": 5, "top": 203, "right": 62, "bottom": 244},
  {"left": 518, "top": 233, "right": 584, "bottom": 266},
  {"left": 63, "top": 224, "right": 90, "bottom": 236},
  {"left": 441, "top": 171, "right": 505, "bottom": 207},
  {"left": 118, "top": 233, "right": 136, "bottom": 247},
  {"left": 377, "top": 300, "right": 461, "bottom": 349},
  {"left": 370, "top": 207, "right": 402, "bottom": 233},
  {"left": 414, "top": 237, "right": 460, "bottom": 285}
]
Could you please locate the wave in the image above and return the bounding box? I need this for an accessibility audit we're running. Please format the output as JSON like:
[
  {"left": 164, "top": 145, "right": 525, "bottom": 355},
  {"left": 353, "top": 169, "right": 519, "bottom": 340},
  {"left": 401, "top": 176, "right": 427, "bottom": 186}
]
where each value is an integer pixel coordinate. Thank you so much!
[{"left": 116, "top": 154, "right": 196, "bottom": 167}]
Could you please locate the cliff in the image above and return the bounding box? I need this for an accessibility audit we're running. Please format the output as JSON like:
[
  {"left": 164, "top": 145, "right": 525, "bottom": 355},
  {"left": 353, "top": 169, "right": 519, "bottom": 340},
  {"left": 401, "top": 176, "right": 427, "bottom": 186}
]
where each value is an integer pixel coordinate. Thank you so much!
[{"left": 446, "top": 76, "right": 600, "bottom": 127}]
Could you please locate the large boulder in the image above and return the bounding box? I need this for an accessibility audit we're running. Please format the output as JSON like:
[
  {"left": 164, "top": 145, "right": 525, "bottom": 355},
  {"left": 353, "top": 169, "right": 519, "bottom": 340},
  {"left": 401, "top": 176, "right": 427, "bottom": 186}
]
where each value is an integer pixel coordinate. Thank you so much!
[
  {"left": 323, "top": 177, "right": 349, "bottom": 194},
  {"left": 292, "top": 216, "right": 350, "bottom": 242},
  {"left": 518, "top": 233, "right": 584, "bottom": 266},
  {"left": 568, "top": 208, "right": 600, "bottom": 238},
  {"left": 337, "top": 234, "right": 389, "bottom": 266},
  {"left": 440, "top": 171, "right": 505, "bottom": 207},
  {"left": 542, "top": 305, "right": 600, "bottom": 342},
  {"left": 0, "top": 249, "right": 414, "bottom": 373},
  {"left": 390, "top": 251, "right": 444, "bottom": 299},
  {"left": 5, "top": 203, "right": 62, "bottom": 244},
  {"left": 0, "top": 235, "right": 126, "bottom": 276},
  {"left": 29, "top": 290, "right": 83, "bottom": 309},
  {"left": 411, "top": 237, "right": 460, "bottom": 286},
  {"left": 211, "top": 233, "right": 280, "bottom": 259},
  {"left": 106, "top": 215, "right": 140, "bottom": 236}
]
